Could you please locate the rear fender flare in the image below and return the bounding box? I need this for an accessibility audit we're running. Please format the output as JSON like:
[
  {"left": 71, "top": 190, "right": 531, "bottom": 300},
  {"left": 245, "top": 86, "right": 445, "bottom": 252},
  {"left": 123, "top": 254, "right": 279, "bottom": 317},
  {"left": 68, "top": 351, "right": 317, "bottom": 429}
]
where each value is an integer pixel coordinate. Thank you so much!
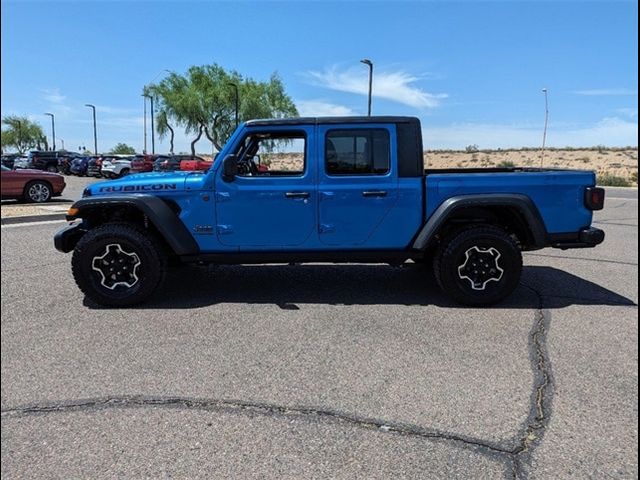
[{"left": 412, "top": 194, "right": 548, "bottom": 250}]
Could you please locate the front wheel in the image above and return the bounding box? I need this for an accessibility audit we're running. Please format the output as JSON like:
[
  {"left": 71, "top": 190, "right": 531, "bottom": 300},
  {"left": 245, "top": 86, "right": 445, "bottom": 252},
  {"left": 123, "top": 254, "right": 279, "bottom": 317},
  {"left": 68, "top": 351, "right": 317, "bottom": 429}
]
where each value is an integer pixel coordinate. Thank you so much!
[
  {"left": 71, "top": 223, "right": 167, "bottom": 306},
  {"left": 433, "top": 225, "right": 522, "bottom": 306}
]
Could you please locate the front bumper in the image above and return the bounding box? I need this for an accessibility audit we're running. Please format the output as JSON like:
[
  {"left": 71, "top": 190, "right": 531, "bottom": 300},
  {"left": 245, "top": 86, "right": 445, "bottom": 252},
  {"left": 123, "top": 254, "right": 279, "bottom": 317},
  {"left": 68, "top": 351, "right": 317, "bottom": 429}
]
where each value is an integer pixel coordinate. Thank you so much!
[
  {"left": 54, "top": 222, "right": 87, "bottom": 253},
  {"left": 549, "top": 227, "right": 605, "bottom": 249}
]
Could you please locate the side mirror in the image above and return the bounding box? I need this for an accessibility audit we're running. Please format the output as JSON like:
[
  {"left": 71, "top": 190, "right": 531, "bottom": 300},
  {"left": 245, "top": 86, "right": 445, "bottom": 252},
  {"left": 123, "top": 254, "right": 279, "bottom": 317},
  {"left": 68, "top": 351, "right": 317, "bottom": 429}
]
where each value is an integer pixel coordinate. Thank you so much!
[{"left": 222, "top": 154, "right": 238, "bottom": 181}]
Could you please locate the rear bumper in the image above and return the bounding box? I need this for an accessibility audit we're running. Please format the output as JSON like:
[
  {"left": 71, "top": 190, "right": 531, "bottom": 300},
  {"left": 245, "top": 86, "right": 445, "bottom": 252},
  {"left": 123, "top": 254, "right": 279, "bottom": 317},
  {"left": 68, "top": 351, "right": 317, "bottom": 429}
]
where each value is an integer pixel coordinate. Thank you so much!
[{"left": 548, "top": 227, "right": 605, "bottom": 249}]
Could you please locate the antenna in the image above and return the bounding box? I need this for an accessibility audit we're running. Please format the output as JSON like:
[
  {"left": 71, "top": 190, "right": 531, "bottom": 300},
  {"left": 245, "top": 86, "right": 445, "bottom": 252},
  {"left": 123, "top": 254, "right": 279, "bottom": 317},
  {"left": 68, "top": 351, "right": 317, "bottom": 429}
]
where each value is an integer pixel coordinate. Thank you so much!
[{"left": 541, "top": 88, "right": 549, "bottom": 168}]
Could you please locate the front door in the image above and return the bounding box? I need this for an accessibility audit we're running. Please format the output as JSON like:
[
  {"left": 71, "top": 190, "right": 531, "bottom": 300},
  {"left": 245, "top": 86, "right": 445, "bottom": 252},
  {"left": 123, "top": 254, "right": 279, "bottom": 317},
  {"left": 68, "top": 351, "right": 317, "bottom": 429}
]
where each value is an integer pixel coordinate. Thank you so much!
[
  {"left": 317, "top": 125, "right": 398, "bottom": 246},
  {"left": 214, "top": 126, "right": 316, "bottom": 248}
]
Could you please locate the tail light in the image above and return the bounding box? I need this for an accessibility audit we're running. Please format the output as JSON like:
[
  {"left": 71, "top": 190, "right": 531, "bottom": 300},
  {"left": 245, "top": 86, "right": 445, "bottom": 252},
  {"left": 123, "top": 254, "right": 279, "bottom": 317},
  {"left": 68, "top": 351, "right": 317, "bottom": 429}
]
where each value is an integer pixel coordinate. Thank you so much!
[{"left": 584, "top": 187, "right": 605, "bottom": 210}]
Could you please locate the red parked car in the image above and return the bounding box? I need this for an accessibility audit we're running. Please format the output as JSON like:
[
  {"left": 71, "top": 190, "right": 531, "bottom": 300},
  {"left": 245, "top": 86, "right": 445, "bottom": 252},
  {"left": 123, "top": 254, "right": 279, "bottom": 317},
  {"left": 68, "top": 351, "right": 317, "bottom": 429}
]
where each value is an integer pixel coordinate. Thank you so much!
[
  {"left": 130, "top": 154, "right": 159, "bottom": 173},
  {"left": 179, "top": 156, "right": 214, "bottom": 172},
  {"left": 1, "top": 165, "right": 66, "bottom": 202}
]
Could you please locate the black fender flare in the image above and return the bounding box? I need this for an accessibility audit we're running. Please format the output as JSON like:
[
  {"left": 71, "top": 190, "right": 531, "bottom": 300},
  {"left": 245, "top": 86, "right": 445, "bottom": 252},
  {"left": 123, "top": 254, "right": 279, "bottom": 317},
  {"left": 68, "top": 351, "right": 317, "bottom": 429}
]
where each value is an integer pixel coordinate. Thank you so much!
[
  {"left": 412, "top": 194, "right": 548, "bottom": 250},
  {"left": 66, "top": 194, "right": 199, "bottom": 255}
]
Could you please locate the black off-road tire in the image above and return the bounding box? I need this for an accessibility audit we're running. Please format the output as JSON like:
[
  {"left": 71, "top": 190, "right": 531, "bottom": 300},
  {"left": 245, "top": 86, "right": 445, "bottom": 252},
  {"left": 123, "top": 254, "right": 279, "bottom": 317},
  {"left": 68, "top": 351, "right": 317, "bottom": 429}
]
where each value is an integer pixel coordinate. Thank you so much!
[
  {"left": 24, "top": 180, "right": 52, "bottom": 203},
  {"left": 71, "top": 223, "right": 167, "bottom": 307},
  {"left": 433, "top": 225, "right": 522, "bottom": 306}
]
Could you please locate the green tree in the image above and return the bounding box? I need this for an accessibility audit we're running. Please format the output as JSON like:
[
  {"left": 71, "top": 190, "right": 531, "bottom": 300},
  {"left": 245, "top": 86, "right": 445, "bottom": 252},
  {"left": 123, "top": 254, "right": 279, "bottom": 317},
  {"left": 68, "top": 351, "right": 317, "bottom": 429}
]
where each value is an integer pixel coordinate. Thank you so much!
[
  {"left": 147, "top": 64, "right": 298, "bottom": 156},
  {"left": 1, "top": 116, "right": 47, "bottom": 154},
  {"left": 109, "top": 143, "right": 136, "bottom": 155}
]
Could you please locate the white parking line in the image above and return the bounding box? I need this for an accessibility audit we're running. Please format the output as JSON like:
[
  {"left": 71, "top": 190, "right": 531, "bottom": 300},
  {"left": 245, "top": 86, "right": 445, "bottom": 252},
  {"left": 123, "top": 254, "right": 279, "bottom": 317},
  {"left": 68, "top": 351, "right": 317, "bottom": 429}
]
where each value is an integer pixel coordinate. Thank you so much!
[{"left": 1, "top": 219, "right": 68, "bottom": 228}]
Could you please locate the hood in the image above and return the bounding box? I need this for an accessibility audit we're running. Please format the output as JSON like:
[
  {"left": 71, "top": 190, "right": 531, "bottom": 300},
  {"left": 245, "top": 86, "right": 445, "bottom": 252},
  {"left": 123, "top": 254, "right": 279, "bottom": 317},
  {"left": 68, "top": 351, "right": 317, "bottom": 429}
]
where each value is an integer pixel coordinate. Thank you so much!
[{"left": 84, "top": 171, "right": 205, "bottom": 197}]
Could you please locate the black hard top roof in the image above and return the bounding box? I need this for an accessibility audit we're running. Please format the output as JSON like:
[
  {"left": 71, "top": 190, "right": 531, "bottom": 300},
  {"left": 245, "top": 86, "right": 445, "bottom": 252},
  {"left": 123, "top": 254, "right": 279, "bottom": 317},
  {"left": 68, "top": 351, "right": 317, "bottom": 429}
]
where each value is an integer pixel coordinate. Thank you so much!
[{"left": 245, "top": 116, "right": 420, "bottom": 127}]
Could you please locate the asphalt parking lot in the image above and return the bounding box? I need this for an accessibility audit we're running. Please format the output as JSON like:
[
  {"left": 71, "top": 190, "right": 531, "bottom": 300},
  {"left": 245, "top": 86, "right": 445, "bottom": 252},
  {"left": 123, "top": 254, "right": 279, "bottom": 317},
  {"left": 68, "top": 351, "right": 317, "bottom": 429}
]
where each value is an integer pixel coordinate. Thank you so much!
[{"left": 1, "top": 187, "right": 637, "bottom": 479}]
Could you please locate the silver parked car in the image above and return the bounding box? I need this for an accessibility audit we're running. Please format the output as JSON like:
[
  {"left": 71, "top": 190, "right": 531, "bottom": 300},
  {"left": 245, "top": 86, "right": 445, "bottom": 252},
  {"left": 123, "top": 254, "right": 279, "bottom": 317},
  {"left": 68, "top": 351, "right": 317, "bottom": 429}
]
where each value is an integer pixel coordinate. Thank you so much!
[{"left": 100, "top": 156, "right": 133, "bottom": 179}]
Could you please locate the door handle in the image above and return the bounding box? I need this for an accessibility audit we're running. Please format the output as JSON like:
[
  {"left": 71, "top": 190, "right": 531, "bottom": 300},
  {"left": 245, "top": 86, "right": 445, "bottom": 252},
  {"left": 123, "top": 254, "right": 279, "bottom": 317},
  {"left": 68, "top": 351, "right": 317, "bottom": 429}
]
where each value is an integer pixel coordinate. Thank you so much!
[
  {"left": 362, "top": 190, "right": 387, "bottom": 197},
  {"left": 285, "top": 192, "right": 310, "bottom": 199}
]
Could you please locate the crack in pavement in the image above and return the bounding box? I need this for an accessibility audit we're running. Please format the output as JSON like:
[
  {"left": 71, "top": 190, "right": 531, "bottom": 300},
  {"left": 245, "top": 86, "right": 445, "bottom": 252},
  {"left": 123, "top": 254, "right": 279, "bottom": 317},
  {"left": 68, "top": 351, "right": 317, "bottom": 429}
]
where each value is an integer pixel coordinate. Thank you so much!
[
  {"left": 1, "top": 395, "right": 513, "bottom": 458},
  {"left": 510, "top": 283, "right": 555, "bottom": 479},
  {"left": 2, "top": 284, "right": 556, "bottom": 480}
]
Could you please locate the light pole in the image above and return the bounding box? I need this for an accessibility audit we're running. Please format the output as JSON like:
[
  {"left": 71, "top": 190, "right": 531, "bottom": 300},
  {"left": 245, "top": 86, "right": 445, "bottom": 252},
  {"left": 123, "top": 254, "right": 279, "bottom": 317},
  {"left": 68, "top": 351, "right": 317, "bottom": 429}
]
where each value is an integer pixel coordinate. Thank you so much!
[
  {"left": 143, "top": 94, "right": 155, "bottom": 154},
  {"left": 541, "top": 88, "right": 549, "bottom": 167},
  {"left": 59, "top": 138, "right": 65, "bottom": 150},
  {"left": 44, "top": 113, "right": 56, "bottom": 151},
  {"left": 16, "top": 120, "right": 22, "bottom": 153},
  {"left": 143, "top": 69, "right": 170, "bottom": 154},
  {"left": 227, "top": 82, "right": 239, "bottom": 129},
  {"left": 360, "top": 59, "right": 373, "bottom": 116},
  {"left": 85, "top": 104, "right": 98, "bottom": 154}
]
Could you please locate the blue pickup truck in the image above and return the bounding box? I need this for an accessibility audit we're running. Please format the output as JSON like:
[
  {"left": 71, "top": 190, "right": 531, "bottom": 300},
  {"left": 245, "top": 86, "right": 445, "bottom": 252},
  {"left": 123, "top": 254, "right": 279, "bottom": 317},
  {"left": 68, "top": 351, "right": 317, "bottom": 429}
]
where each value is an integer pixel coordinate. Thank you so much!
[{"left": 55, "top": 116, "right": 605, "bottom": 306}]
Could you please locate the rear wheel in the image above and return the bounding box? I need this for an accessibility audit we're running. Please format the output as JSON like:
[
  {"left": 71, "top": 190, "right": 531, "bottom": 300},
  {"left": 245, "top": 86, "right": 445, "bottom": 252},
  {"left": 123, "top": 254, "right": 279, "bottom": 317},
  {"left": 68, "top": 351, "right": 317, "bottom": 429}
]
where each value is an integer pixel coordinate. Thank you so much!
[
  {"left": 71, "top": 223, "right": 167, "bottom": 306},
  {"left": 24, "top": 180, "right": 52, "bottom": 203},
  {"left": 433, "top": 225, "right": 522, "bottom": 306},
  {"left": 119, "top": 168, "right": 130, "bottom": 178},
  {"left": 46, "top": 164, "right": 58, "bottom": 173}
]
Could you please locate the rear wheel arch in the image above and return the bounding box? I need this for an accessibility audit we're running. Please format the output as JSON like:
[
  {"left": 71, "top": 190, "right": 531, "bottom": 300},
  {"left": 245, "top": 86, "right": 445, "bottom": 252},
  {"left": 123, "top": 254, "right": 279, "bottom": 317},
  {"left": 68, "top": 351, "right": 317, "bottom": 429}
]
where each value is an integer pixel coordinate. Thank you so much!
[{"left": 413, "top": 194, "right": 547, "bottom": 251}]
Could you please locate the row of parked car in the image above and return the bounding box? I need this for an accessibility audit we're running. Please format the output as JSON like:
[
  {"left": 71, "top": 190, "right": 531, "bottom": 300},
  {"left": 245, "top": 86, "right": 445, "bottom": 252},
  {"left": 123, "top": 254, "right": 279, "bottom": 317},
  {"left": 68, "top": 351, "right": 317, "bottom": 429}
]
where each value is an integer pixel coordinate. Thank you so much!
[{"left": 1, "top": 151, "right": 214, "bottom": 179}]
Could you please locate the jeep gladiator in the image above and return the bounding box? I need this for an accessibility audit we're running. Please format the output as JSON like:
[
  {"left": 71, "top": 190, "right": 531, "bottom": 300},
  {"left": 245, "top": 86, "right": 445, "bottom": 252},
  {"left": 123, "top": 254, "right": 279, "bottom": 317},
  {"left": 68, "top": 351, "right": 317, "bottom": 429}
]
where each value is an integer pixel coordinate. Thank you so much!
[{"left": 54, "top": 116, "right": 605, "bottom": 306}]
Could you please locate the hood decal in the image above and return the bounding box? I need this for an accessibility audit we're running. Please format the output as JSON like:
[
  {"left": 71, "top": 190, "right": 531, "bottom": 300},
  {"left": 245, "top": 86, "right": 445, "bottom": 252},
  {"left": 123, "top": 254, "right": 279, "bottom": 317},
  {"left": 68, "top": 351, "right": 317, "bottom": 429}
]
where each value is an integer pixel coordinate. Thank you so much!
[{"left": 98, "top": 183, "right": 178, "bottom": 193}]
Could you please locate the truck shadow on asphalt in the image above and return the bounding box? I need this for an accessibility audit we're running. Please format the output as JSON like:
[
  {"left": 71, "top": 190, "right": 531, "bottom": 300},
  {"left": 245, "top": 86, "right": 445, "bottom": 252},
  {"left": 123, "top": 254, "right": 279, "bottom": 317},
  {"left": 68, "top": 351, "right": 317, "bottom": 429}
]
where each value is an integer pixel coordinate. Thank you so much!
[{"left": 85, "top": 264, "right": 636, "bottom": 310}]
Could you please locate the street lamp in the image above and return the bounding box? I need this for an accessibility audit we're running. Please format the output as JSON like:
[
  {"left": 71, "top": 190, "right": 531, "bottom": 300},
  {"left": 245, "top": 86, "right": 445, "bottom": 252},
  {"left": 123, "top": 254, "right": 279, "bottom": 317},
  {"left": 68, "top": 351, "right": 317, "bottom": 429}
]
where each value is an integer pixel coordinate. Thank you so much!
[
  {"left": 360, "top": 59, "right": 373, "bottom": 116},
  {"left": 16, "top": 120, "right": 22, "bottom": 153},
  {"left": 85, "top": 104, "right": 98, "bottom": 154},
  {"left": 142, "top": 69, "right": 171, "bottom": 153},
  {"left": 44, "top": 113, "right": 56, "bottom": 151},
  {"left": 58, "top": 138, "right": 65, "bottom": 150},
  {"left": 143, "top": 93, "right": 155, "bottom": 154},
  {"left": 541, "top": 88, "right": 549, "bottom": 167},
  {"left": 227, "top": 82, "right": 239, "bottom": 128}
]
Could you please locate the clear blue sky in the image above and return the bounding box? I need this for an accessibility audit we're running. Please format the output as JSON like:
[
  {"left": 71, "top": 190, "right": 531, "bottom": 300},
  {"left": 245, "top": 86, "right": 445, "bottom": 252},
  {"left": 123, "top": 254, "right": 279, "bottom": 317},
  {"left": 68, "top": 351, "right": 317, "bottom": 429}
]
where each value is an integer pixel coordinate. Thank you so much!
[{"left": 1, "top": 0, "right": 637, "bottom": 153}]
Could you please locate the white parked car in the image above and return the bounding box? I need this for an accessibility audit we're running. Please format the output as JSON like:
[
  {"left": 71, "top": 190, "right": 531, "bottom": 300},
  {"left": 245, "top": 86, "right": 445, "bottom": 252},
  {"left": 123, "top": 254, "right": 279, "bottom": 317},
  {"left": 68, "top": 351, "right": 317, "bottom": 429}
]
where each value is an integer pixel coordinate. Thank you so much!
[{"left": 100, "top": 156, "right": 133, "bottom": 179}]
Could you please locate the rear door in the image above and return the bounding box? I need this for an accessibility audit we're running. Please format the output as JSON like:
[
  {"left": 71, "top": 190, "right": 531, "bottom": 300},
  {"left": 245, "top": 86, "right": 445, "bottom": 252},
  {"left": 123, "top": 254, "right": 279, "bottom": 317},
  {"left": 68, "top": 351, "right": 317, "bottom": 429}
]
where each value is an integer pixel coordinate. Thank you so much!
[{"left": 317, "top": 124, "right": 398, "bottom": 246}]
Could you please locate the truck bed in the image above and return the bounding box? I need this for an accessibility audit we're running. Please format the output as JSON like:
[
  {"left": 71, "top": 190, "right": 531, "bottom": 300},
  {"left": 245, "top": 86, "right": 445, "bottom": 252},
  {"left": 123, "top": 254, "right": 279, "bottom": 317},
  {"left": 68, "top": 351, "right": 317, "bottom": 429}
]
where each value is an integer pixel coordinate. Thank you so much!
[{"left": 423, "top": 167, "right": 596, "bottom": 234}]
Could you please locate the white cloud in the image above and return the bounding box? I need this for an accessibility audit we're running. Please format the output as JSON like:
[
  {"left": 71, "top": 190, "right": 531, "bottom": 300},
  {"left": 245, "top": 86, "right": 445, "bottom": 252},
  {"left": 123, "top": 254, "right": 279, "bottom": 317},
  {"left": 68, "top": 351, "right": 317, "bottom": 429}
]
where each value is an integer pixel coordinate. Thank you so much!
[
  {"left": 41, "top": 88, "right": 66, "bottom": 104},
  {"left": 307, "top": 66, "right": 447, "bottom": 109},
  {"left": 423, "top": 117, "right": 638, "bottom": 149},
  {"left": 296, "top": 100, "right": 355, "bottom": 117},
  {"left": 616, "top": 107, "right": 638, "bottom": 119},
  {"left": 572, "top": 88, "right": 637, "bottom": 96}
]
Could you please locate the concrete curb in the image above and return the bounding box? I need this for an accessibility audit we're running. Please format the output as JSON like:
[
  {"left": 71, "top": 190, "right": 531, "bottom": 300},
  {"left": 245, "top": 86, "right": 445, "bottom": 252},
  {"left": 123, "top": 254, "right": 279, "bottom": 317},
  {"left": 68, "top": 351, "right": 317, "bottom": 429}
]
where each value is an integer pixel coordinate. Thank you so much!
[{"left": 1, "top": 213, "right": 67, "bottom": 225}]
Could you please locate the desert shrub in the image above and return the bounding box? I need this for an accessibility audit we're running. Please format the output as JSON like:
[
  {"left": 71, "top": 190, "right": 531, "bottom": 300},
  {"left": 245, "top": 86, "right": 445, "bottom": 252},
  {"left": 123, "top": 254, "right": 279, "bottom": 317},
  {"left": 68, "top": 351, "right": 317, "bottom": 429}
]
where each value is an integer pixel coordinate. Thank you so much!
[
  {"left": 578, "top": 157, "right": 591, "bottom": 164},
  {"left": 465, "top": 144, "right": 479, "bottom": 153},
  {"left": 497, "top": 160, "right": 516, "bottom": 168},
  {"left": 597, "top": 174, "right": 631, "bottom": 187},
  {"left": 631, "top": 171, "right": 638, "bottom": 184},
  {"left": 470, "top": 153, "right": 479, "bottom": 162}
]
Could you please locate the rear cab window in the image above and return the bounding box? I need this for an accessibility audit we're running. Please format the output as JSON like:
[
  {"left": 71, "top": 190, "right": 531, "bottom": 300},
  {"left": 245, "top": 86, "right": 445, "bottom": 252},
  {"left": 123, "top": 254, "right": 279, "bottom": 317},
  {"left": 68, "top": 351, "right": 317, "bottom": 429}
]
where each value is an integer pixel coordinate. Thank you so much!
[{"left": 325, "top": 129, "right": 390, "bottom": 176}]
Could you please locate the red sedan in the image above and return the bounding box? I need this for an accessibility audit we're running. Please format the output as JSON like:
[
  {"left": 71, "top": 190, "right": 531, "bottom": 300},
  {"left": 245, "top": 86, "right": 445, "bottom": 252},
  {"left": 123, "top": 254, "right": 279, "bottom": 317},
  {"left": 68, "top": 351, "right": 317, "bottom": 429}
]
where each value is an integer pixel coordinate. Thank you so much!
[{"left": 1, "top": 165, "right": 66, "bottom": 203}]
